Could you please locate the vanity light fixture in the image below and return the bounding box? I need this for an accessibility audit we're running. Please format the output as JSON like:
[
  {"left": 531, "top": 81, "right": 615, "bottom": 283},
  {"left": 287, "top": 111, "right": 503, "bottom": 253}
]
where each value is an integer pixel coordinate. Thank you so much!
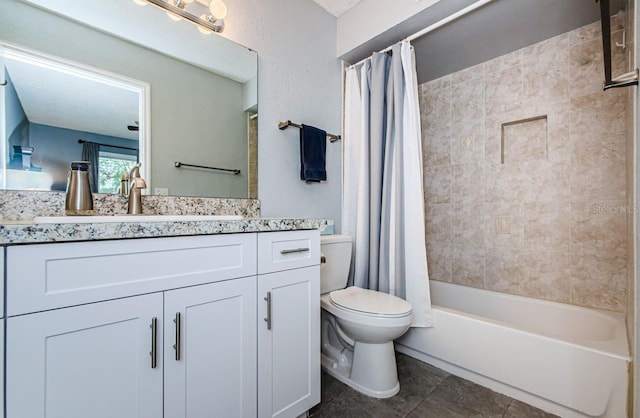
[
  {"left": 136, "top": 0, "right": 227, "bottom": 34},
  {"left": 198, "top": 0, "right": 227, "bottom": 34},
  {"left": 166, "top": 0, "right": 195, "bottom": 21}
]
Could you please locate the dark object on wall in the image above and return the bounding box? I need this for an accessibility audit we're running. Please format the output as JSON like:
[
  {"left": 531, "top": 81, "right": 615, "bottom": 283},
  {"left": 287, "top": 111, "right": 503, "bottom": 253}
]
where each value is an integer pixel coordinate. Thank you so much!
[{"left": 598, "top": 0, "right": 638, "bottom": 90}]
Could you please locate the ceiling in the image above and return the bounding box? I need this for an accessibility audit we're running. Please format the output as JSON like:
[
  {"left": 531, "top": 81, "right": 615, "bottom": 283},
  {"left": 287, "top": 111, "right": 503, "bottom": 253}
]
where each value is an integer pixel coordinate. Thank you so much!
[
  {"left": 5, "top": 57, "right": 140, "bottom": 141},
  {"left": 340, "top": 0, "right": 626, "bottom": 84},
  {"left": 313, "top": 0, "right": 362, "bottom": 17},
  {"left": 413, "top": 0, "right": 626, "bottom": 83}
]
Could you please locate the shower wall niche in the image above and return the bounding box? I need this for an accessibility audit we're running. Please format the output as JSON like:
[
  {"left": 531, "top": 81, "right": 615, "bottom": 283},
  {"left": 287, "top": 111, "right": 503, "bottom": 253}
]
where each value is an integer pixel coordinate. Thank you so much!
[{"left": 420, "top": 19, "right": 630, "bottom": 312}]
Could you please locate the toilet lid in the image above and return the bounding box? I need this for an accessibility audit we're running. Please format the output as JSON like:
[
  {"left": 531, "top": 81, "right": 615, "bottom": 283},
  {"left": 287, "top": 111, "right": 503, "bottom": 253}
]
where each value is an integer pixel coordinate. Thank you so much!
[{"left": 330, "top": 287, "right": 412, "bottom": 317}]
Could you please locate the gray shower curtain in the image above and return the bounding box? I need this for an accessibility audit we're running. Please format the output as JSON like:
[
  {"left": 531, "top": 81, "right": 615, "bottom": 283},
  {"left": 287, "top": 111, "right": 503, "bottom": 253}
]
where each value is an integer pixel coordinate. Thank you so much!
[{"left": 343, "top": 41, "right": 433, "bottom": 327}]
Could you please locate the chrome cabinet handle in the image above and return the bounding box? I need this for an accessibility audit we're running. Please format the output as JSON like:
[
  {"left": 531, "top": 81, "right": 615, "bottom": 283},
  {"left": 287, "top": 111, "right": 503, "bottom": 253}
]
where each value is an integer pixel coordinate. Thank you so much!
[
  {"left": 173, "top": 312, "right": 181, "bottom": 361},
  {"left": 280, "top": 247, "right": 309, "bottom": 255},
  {"left": 150, "top": 317, "right": 158, "bottom": 369},
  {"left": 264, "top": 291, "right": 272, "bottom": 330}
]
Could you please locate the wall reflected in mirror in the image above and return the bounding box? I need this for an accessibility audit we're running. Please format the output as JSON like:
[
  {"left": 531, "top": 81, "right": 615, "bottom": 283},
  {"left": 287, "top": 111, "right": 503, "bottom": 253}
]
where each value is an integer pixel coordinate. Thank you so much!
[
  {"left": 0, "top": 0, "right": 258, "bottom": 199},
  {"left": 2, "top": 43, "right": 145, "bottom": 193}
]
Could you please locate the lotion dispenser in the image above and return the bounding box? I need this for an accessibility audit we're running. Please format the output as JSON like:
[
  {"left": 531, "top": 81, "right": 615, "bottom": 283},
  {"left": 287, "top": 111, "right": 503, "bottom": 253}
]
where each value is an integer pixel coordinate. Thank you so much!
[{"left": 65, "top": 161, "right": 94, "bottom": 215}]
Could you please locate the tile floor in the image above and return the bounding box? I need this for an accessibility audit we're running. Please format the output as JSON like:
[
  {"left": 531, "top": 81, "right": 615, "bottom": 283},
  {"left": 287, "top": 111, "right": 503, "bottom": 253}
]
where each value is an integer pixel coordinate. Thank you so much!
[{"left": 310, "top": 353, "right": 558, "bottom": 418}]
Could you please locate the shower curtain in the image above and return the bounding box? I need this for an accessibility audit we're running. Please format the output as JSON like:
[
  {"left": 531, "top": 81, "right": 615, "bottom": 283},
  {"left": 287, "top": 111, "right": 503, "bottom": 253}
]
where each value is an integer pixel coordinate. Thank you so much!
[{"left": 343, "top": 41, "right": 433, "bottom": 327}]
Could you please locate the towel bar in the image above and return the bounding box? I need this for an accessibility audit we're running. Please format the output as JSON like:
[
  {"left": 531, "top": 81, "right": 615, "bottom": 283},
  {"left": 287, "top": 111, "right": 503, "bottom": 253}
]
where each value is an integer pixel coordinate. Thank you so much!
[
  {"left": 278, "top": 120, "right": 341, "bottom": 142},
  {"left": 174, "top": 161, "right": 241, "bottom": 175}
]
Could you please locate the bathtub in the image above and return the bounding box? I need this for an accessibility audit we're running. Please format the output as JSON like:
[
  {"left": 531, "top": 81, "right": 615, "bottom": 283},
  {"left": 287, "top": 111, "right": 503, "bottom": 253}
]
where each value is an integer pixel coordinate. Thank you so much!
[{"left": 396, "top": 281, "right": 630, "bottom": 418}]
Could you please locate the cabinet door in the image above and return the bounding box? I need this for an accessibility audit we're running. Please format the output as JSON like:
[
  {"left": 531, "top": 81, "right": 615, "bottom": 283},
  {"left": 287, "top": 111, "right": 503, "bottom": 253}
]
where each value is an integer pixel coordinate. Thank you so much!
[
  {"left": 6, "top": 293, "right": 163, "bottom": 418},
  {"left": 164, "top": 277, "right": 257, "bottom": 418},
  {"left": 0, "top": 320, "right": 4, "bottom": 418},
  {"left": 258, "top": 266, "right": 320, "bottom": 418},
  {"left": 0, "top": 248, "right": 4, "bottom": 316},
  {"left": 0, "top": 249, "right": 4, "bottom": 418}
]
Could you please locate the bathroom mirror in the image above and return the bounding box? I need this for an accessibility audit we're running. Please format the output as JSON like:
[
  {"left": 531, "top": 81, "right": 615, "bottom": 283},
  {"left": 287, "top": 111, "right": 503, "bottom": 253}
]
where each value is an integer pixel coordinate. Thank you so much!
[
  {"left": 0, "top": 0, "right": 258, "bottom": 199},
  {"left": 1, "top": 42, "right": 149, "bottom": 193}
]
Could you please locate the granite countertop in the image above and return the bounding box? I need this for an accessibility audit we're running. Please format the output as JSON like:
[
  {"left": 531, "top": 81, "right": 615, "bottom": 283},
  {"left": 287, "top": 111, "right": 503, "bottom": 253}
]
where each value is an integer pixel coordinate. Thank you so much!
[{"left": 0, "top": 217, "right": 330, "bottom": 245}]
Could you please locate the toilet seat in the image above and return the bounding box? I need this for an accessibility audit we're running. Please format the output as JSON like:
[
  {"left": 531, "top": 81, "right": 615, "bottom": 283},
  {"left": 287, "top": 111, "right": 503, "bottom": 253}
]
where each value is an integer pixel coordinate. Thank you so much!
[{"left": 329, "top": 287, "right": 412, "bottom": 318}]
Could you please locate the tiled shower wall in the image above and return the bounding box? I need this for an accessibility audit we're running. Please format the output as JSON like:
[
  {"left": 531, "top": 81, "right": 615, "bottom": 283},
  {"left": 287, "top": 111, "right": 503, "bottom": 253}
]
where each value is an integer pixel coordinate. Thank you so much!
[{"left": 421, "top": 20, "right": 629, "bottom": 312}]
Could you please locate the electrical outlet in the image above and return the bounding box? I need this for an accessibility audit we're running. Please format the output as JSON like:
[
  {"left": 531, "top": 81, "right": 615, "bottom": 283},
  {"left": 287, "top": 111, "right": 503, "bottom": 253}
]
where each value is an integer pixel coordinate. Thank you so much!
[{"left": 154, "top": 187, "right": 169, "bottom": 196}]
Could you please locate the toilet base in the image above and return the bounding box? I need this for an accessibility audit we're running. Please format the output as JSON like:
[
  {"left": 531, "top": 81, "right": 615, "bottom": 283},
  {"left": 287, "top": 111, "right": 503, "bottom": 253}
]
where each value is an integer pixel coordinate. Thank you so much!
[{"left": 320, "top": 341, "right": 401, "bottom": 399}]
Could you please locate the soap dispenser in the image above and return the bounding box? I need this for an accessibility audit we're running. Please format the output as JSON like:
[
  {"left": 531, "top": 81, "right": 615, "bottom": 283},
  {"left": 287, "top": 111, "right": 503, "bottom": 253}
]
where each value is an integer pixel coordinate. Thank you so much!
[{"left": 65, "top": 161, "right": 94, "bottom": 215}]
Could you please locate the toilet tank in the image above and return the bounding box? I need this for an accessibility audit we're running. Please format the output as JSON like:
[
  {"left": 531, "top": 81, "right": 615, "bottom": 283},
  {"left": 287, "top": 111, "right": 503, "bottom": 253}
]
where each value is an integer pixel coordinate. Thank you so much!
[{"left": 320, "top": 234, "right": 353, "bottom": 294}]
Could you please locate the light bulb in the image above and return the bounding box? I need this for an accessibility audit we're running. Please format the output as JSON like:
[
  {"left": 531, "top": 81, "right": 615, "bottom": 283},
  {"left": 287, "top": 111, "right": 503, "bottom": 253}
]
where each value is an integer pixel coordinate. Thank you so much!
[
  {"left": 133, "top": 0, "right": 147, "bottom": 5},
  {"left": 198, "top": 14, "right": 213, "bottom": 35},
  {"left": 209, "top": 0, "right": 227, "bottom": 20},
  {"left": 167, "top": 0, "right": 185, "bottom": 21}
]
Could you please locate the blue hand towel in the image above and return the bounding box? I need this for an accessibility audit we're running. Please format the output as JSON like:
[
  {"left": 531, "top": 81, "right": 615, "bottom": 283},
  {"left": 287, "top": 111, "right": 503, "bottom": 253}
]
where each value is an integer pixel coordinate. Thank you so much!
[{"left": 300, "top": 124, "right": 327, "bottom": 182}]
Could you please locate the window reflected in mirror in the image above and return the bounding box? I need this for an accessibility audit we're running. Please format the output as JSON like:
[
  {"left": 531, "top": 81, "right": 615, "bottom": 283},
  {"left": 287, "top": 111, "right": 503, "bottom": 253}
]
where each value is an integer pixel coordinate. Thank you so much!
[{"left": 98, "top": 152, "right": 137, "bottom": 194}]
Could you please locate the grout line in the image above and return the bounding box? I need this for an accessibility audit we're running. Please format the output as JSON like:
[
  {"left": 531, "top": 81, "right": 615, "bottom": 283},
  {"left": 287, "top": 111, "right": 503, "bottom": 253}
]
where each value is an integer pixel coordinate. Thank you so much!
[
  {"left": 403, "top": 399, "right": 422, "bottom": 418},
  {"left": 502, "top": 399, "right": 514, "bottom": 417}
]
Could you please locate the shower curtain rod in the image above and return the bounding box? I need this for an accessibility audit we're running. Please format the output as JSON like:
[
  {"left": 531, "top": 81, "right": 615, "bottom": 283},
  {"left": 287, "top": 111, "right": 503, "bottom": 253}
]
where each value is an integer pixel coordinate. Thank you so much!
[{"left": 349, "top": 0, "right": 496, "bottom": 68}]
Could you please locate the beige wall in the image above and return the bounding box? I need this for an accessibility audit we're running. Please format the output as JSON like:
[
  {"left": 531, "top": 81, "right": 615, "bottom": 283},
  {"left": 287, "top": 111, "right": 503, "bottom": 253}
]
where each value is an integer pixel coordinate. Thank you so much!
[{"left": 421, "top": 20, "right": 629, "bottom": 312}]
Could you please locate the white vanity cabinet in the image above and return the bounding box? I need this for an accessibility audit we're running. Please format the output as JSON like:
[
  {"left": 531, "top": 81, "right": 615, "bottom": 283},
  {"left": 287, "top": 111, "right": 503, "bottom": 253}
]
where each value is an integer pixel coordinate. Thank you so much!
[
  {"left": 257, "top": 231, "right": 321, "bottom": 418},
  {"left": 7, "top": 293, "right": 164, "bottom": 418},
  {"left": 2, "top": 229, "right": 321, "bottom": 418},
  {"left": 163, "top": 278, "right": 257, "bottom": 418},
  {"left": 0, "top": 249, "right": 5, "bottom": 418},
  {"left": 4, "top": 233, "right": 258, "bottom": 418}
]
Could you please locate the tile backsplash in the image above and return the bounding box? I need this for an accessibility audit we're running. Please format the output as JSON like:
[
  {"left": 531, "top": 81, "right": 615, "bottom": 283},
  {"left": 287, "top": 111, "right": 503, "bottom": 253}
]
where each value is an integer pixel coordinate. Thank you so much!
[{"left": 421, "top": 20, "right": 629, "bottom": 312}]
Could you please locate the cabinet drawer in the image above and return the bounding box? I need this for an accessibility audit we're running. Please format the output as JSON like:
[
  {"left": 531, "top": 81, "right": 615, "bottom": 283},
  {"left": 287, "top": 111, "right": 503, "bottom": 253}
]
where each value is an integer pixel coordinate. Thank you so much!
[
  {"left": 7, "top": 233, "right": 257, "bottom": 316},
  {"left": 258, "top": 230, "right": 320, "bottom": 274}
]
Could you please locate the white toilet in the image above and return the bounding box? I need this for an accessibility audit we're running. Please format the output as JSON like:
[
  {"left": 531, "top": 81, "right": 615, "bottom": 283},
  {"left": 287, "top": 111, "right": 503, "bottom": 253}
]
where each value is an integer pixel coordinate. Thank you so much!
[{"left": 320, "top": 234, "right": 412, "bottom": 398}]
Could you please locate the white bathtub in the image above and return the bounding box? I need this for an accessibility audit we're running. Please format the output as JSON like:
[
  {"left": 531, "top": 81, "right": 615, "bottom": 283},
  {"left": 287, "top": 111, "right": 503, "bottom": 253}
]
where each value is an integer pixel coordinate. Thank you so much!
[{"left": 396, "top": 281, "right": 630, "bottom": 418}]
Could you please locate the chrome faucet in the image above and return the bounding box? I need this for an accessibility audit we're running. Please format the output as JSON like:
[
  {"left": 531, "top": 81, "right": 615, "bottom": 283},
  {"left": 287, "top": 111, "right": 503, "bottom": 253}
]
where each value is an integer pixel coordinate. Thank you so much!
[{"left": 127, "top": 163, "right": 147, "bottom": 215}]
